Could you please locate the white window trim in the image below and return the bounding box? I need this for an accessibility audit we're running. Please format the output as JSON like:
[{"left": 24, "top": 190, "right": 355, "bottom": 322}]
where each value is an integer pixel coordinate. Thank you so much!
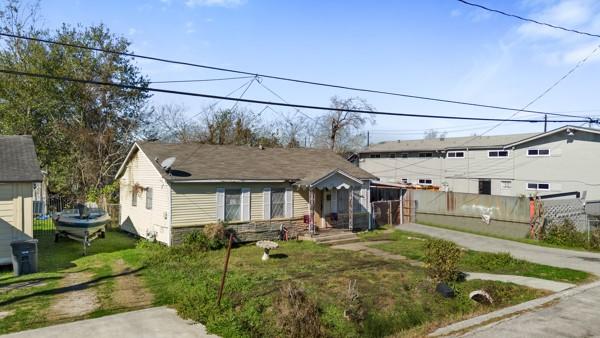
[
  {"left": 446, "top": 151, "right": 465, "bottom": 159},
  {"left": 418, "top": 178, "right": 433, "bottom": 185},
  {"left": 526, "top": 183, "right": 550, "bottom": 191},
  {"left": 488, "top": 150, "right": 510, "bottom": 158},
  {"left": 526, "top": 148, "right": 551, "bottom": 157}
]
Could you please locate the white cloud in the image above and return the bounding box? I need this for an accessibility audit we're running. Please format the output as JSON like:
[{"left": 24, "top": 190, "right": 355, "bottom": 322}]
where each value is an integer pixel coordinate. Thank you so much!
[
  {"left": 185, "top": 21, "right": 196, "bottom": 34},
  {"left": 450, "top": 9, "right": 461, "bottom": 17},
  {"left": 562, "top": 42, "right": 600, "bottom": 64},
  {"left": 184, "top": 0, "right": 245, "bottom": 8}
]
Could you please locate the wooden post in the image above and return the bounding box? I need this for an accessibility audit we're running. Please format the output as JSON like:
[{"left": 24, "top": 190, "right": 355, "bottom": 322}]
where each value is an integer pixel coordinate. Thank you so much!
[
  {"left": 400, "top": 190, "right": 404, "bottom": 225},
  {"left": 217, "top": 233, "right": 234, "bottom": 306},
  {"left": 309, "top": 188, "right": 315, "bottom": 235},
  {"left": 348, "top": 188, "right": 354, "bottom": 231}
]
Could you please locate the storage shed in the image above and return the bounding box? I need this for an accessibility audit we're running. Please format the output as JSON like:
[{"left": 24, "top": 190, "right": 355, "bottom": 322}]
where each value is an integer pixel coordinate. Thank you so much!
[{"left": 0, "top": 136, "right": 42, "bottom": 265}]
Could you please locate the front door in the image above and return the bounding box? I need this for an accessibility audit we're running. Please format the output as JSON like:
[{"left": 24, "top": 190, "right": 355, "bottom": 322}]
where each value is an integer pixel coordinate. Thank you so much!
[{"left": 479, "top": 179, "right": 491, "bottom": 195}]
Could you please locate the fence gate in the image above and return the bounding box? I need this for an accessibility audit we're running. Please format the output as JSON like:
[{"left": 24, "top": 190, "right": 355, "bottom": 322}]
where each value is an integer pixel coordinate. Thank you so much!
[{"left": 371, "top": 193, "right": 413, "bottom": 227}]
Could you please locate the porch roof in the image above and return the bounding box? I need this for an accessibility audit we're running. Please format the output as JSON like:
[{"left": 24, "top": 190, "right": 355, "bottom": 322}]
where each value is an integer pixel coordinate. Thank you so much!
[{"left": 294, "top": 169, "right": 365, "bottom": 189}]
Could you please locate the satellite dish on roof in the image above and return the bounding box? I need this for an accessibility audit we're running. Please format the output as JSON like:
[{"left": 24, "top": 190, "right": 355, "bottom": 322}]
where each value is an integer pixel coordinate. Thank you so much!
[{"left": 160, "top": 157, "right": 176, "bottom": 173}]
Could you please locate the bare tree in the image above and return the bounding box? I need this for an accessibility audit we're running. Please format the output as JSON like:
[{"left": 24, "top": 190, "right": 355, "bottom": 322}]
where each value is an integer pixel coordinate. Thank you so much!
[
  {"left": 424, "top": 129, "right": 447, "bottom": 140},
  {"left": 316, "top": 96, "right": 375, "bottom": 152},
  {"left": 154, "top": 104, "right": 203, "bottom": 143}
]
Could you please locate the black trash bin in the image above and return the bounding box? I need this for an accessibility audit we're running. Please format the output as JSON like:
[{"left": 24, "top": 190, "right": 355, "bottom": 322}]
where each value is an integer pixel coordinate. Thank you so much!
[{"left": 10, "top": 239, "right": 38, "bottom": 276}]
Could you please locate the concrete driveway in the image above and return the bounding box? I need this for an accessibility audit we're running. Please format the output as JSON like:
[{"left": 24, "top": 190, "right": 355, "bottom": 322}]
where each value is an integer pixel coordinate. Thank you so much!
[
  {"left": 0, "top": 307, "right": 219, "bottom": 338},
  {"left": 399, "top": 223, "right": 600, "bottom": 275}
]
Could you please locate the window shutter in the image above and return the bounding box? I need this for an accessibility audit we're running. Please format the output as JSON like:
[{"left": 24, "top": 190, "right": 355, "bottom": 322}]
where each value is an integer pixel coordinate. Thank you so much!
[
  {"left": 263, "top": 188, "right": 271, "bottom": 220},
  {"left": 331, "top": 189, "right": 338, "bottom": 213},
  {"left": 284, "top": 188, "right": 293, "bottom": 218},
  {"left": 216, "top": 188, "right": 225, "bottom": 221},
  {"left": 241, "top": 188, "right": 251, "bottom": 221}
]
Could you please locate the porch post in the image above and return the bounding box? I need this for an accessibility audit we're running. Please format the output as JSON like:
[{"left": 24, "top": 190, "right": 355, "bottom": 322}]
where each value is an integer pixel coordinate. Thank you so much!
[
  {"left": 309, "top": 187, "right": 315, "bottom": 235},
  {"left": 348, "top": 188, "right": 354, "bottom": 231}
]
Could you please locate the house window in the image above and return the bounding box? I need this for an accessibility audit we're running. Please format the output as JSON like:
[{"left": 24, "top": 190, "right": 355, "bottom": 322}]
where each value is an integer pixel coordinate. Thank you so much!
[
  {"left": 419, "top": 152, "right": 433, "bottom": 158},
  {"left": 418, "top": 179, "right": 432, "bottom": 185},
  {"left": 399, "top": 153, "right": 408, "bottom": 158},
  {"left": 447, "top": 151, "right": 465, "bottom": 158},
  {"left": 488, "top": 150, "right": 509, "bottom": 158},
  {"left": 271, "top": 188, "right": 285, "bottom": 219},
  {"left": 370, "top": 154, "right": 380, "bottom": 158},
  {"left": 145, "top": 188, "right": 153, "bottom": 210},
  {"left": 527, "top": 183, "right": 550, "bottom": 191},
  {"left": 527, "top": 149, "right": 550, "bottom": 157},
  {"left": 132, "top": 190, "right": 137, "bottom": 207},
  {"left": 225, "top": 189, "right": 242, "bottom": 221}
]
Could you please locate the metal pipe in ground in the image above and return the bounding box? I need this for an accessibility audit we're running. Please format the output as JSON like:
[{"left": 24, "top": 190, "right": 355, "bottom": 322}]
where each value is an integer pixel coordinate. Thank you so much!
[{"left": 217, "top": 233, "right": 234, "bottom": 306}]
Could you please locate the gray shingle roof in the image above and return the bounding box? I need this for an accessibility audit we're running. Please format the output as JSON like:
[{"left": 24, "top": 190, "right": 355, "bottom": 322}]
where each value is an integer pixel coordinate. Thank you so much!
[
  {"left": 0, "top": 135, "right": 42, "bottom": 182},
  {"left": 136, "top": 142, "right": 377, "bottom": 182},
  {"left": 361, "top": 132, "right": 539, "bottom": 153}
]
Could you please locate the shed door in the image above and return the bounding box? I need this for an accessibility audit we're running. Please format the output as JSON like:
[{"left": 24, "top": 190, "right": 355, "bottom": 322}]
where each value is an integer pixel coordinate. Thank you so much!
[{"left": 0, "top": 184, "right": 16, "bottom": 264}]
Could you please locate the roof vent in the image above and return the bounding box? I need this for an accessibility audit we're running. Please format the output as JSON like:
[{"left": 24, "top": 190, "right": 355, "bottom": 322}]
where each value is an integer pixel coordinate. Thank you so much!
[{"left": 160, "top": 157, "right": 176, "bottom": 173}]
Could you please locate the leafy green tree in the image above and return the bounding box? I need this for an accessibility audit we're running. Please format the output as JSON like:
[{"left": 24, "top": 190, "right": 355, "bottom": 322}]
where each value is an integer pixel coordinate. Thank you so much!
[{"left": 0, "top": 0, "right": 152, "bottom": 201}]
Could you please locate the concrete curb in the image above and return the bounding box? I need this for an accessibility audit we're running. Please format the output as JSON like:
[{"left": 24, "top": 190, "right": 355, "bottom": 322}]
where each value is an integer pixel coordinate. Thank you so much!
[{"left": 430, "top": 280, "right": 600, "bottom": 337}]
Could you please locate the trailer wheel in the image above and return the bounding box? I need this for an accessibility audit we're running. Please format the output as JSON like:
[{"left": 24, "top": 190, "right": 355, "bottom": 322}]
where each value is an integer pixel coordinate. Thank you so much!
[{"left": 99, "top": 231, "right": 106, "bottom": 239}]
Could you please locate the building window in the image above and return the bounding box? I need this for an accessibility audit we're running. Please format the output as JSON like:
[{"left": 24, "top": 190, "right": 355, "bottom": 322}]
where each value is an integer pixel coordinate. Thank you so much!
[
  {"left": 145, "top": 188, "right": 153, "bottom": 210},
  {"left": 271, "top": 188, "right": 285, "bottom": 219},
  {"left": 488, "top": 150, "right": 509, "bottom": 158},
  {"left": 419, "top": 152, "right": 433, "bottom": 158},
  {"left": 399, "top": 153, "right": 408, "bottom": 158},
  {"left": 132, "top": 190, "right": 137, "bottom": 207},
  {"left": 418, "top": 179, "right": 432, "bottom": 185},
  {"left": 527, "top": 149, "right": 550, "bottom": 157},
  {"left": 225, "top": 189, "right": 242, "bottom": 222},
  {"left": 527, "top": 183, "right": 550, "bottom": 191},
  {"left": 401, "top": 178, "right": 409, "bottom": 184},
  {"left": 447, "top": 151, "right": 465, "bottom": 158},
  {"left": 501, "top": 180, "right": 512, "bottom": 189},
  {"left": 390, "top": 153, "right": 396, "bottom": 158},
  {"left": 370, "top": 154, "right": 380, "bottom": 158}
]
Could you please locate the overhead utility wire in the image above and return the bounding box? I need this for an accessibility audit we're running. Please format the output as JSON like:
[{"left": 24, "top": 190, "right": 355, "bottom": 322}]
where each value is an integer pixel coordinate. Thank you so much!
[
  {"left": 0, "top": 31, "right": 590, "bottom": 121},
  {"left": 457, "top": 0, "right": 600, "bottom": 39},
  {"left": 149, "top": 75, "right": 254, "bottom": 84},
  {"left": 0, "top": 68, "right": 591, "bottom": 124}
]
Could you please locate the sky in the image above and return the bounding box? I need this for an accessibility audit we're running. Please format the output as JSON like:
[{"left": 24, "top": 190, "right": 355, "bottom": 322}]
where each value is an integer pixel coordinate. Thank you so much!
[{"left": 36, "top": 0, "right": 600, "bottom": 144}]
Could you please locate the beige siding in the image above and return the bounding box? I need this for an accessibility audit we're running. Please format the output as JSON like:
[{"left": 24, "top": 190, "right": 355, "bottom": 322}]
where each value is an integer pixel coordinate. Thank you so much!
[
  {"left": 293, "top": 189, "right": 309, "bottom": 218},
  {"left": 0, "top": 182, "right": 34, "bottom": 264},
  {"left": 119, "top": 149, "right": 171, "bottom": 244},
  {"left": 171, "top": 182, "right": 310, "bottom": 228}
]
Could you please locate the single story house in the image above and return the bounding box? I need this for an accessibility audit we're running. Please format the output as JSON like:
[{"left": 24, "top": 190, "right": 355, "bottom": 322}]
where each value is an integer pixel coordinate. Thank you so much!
[
  {"left": 358, "top": 125, "right": 600, "bottom": 199},
  {"left": 115, "top": 142, "right": 378, "bottom": 245},
  {"left": 0, "top": 135, "right": 43, "bottom": 265}
]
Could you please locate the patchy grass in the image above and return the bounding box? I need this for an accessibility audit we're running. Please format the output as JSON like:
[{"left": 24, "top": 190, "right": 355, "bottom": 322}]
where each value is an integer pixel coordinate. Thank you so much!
[
  {"left": 0, "top": 230, "right": 147, "bottom": 334},
  {"left": 136, "top": 239, "right": 548, "bottom": 338},
  {"left": 417, "top": 221, "right": 600, "bottom": 253},
  {"left": 362, "top": 229, "right": 591, "bottom": 284}
]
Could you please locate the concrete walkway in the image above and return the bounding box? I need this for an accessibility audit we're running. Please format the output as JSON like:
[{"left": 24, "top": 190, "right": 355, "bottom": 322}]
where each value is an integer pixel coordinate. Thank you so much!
[
  {"left": 399, "top": 223, "right": 600, "bottom": 275},
  {"left": 0, "top": 307, "right": 219, "bottom": 338}
]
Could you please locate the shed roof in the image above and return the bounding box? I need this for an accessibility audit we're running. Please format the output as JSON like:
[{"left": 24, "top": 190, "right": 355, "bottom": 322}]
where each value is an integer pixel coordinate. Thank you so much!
[
  {"left": 118, "top": 142, "right": 377, "bottom": 183},
  {"left": 0, "top": 135, "right": 42, "bottom": 182}
]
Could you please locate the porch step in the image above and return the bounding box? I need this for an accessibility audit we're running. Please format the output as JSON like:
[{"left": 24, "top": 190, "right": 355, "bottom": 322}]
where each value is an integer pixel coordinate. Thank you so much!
[{"left": 299, "top": 231, "right": 360, "bottom": 246}]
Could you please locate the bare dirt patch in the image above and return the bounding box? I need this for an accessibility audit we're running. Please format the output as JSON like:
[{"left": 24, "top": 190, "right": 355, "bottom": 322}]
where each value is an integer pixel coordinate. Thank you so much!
[
  {"left": 112, "top": 259, "right": 153, "bottom": 309},
  {"left": 47, "top": 272, "right": 99, "bottom": 320}
]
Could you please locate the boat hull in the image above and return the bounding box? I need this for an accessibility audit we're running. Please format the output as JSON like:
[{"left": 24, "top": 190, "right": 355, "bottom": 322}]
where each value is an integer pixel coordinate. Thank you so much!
[{"left": 53, "top": 214, "right": 110, "bottom": 238}]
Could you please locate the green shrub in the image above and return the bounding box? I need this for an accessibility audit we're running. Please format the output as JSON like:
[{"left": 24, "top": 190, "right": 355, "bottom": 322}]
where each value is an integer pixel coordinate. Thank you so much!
[
  {"left": 203, "top": 222, "right": 226, "bottom": 250},
  {"left": 544, "top": 219, "right": 585, "bottom": 247},
  {"left": 423, "top": 239, "right": 463, "bottom": 282},
  {"left": 588, "top": 228, "right": 600, "bottom": 250},
  {"left": 273, "top": 282, "right": 322, "bottom": 338}
]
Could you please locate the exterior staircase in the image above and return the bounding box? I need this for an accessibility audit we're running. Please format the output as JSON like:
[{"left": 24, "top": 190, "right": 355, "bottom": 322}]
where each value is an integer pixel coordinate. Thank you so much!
[{"left": 299, "top": 229, "right": 360, "bottom": 246}]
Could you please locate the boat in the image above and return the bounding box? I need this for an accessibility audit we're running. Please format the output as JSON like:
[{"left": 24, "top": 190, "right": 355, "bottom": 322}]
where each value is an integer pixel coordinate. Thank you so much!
[{"left": 52, "top": 205, "right": 110, "bottom": 254}]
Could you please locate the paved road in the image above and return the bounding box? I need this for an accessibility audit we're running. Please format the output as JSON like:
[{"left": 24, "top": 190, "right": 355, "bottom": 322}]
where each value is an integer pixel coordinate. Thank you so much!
[
  {"left": 399, "top": 223, "right": 600, "bottom": 275},
  {"left": 0, "top": 307, "right": 219, "bottom": 338},
  {"left": 397, "top": 224, "right": 600, "bottom": 338}
]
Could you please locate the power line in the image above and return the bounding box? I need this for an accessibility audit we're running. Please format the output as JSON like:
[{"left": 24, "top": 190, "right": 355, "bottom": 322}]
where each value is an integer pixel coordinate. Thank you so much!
[
  {"left": 457, "top": 0, "right": 600, "bottom": 39},
  {"left": 0, "top": 31, "right": 591, "bottom": 121},
  {"left": 149, "top": 75, "right": 254, "bottom": 84},
  {"left": 0, "top": 68, "right": 592, "bottom": 124}
]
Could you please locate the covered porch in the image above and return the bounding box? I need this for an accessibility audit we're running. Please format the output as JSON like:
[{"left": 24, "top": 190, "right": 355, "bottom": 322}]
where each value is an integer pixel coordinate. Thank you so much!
[{"left": 295, "top": 169, "right": 371, "bottom": 234}]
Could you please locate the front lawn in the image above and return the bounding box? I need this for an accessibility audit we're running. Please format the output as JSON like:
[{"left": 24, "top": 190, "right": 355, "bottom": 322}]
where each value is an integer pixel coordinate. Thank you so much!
[
  {"left": 134, "top": 239, "right": 550, "bottom": 338},
  {"left": 0, "top": 231, "right": 148, "bottom": 334},
  {"left": 361, "top": 229, "right": 591, "bottom": 284}
]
